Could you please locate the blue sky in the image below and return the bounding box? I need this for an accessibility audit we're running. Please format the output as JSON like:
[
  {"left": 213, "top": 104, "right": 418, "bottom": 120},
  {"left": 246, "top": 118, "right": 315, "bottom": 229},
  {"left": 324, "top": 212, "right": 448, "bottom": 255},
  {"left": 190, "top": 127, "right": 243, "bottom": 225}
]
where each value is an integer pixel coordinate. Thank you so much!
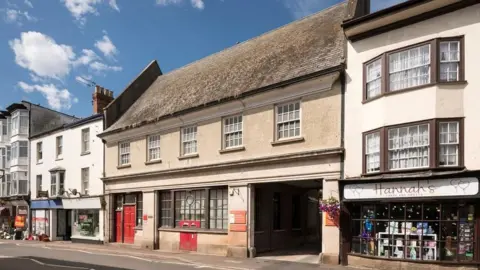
[{"left": 0, "top": 0, "right": 402, "bottom": 118}]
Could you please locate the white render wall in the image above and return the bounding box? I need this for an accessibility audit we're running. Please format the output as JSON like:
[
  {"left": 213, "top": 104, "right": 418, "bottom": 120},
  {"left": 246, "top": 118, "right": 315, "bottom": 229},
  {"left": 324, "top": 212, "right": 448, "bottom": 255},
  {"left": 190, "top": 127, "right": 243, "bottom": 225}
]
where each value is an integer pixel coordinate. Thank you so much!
[
  {"left": 30, "top": 118, "right": 104, "bottom": 199},
  {"left": 344, "top": 5, "right": 480, "bottom": 178}
]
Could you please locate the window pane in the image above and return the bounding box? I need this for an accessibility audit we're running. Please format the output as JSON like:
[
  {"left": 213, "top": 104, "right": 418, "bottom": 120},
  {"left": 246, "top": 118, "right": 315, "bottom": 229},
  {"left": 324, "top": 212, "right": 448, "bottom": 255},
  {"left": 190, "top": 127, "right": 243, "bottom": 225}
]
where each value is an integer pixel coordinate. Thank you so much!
[
  {"left": 276, "top": 102, "right": 300, "bottom": 140},
  {"left": 388, "top": 124, "right": 429, "bottom": 170},
  {"left": 366, "top": 59, "right": 382, "bottom": 99},
  {"left": 389, "top": 44, "right": 431, "bottom": 91}
]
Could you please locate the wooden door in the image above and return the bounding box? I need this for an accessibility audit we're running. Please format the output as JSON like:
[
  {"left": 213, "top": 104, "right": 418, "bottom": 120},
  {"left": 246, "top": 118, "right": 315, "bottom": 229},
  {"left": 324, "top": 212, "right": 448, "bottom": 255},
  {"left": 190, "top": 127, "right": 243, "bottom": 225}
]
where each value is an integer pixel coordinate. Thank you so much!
[
  {"left": 123, "top": 206, "right": 136, "bottom": 244},
  {"left": 115, "top": 211, "right": 122, "bottom": 243}
]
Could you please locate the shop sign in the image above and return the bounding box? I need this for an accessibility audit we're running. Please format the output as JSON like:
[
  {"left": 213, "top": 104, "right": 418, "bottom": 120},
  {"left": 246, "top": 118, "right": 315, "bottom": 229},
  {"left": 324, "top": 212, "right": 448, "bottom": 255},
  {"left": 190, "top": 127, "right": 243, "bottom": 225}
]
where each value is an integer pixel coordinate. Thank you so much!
[
  {"left": 17, "top": 206, "right": 28, "bottom": 216},
  {"left": 14, "top": 216, "right": 25, "bottom": 228},
  {"left": 344, "top": 178, "right": 479, "bottom": 200}
]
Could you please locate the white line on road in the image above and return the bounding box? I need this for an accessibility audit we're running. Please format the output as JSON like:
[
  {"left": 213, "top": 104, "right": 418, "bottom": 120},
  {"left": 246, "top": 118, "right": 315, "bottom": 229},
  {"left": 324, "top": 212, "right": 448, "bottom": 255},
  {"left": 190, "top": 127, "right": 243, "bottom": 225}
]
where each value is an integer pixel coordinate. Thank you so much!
[{"left": 18, "top": 258, "right": 94, "bottom": 270}]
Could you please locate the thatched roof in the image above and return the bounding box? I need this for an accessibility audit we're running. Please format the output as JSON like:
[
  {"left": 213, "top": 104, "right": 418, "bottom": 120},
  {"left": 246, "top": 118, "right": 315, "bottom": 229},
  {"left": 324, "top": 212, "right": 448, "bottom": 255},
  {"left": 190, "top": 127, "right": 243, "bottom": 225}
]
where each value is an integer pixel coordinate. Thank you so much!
[{"left": 104, "top": 2, "right": 347, "bottom": 135}]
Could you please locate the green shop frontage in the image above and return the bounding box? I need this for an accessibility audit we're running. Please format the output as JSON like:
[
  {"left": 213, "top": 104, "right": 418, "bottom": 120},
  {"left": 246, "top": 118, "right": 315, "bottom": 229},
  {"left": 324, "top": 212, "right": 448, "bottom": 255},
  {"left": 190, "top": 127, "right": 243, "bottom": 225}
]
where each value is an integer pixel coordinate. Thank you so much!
[{"left": 339, "top": 171, "right": 480, "bottom": 269}]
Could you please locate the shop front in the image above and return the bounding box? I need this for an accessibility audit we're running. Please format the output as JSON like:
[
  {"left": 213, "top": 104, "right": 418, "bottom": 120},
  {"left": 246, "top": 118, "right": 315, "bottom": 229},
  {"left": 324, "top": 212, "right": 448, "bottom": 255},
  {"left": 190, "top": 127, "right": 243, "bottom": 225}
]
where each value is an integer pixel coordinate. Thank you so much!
[
  {"left": 30, "top": 199, "right": 63, "bottom": 241},
  {"left": 62, "top": 197, "right": 103, "bottom": 244},
  {"left": 341, "top": 173, "right": 480, "bottom": 269}
]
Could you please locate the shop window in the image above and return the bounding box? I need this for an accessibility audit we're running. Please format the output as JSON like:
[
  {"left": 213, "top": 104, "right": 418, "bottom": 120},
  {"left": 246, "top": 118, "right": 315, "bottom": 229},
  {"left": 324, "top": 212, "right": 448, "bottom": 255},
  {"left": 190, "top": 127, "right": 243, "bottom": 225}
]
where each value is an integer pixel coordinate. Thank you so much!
[
  {"left": 160, "top": 187, "right": 228, "bottom": 230},
  {"left": 159, "top": 191, "right": 172, "bottom": 227},
  {"left": 273, "top": 192, "right": 281, "bottom": 230},
  {"left": 209, "top": 189, "right": 228, "bottom": 230},
  {"left": 175, "top": 190, "right": 206, "bottom": 228},
  {"left": 73, "top": 209, "right": 100, "bottom": 238},
  {"left": 350, "top": 202, "right": 476, "bottom": 262},
  {"left": 136, "top": 193, "right": 143, "bottom": 227}
]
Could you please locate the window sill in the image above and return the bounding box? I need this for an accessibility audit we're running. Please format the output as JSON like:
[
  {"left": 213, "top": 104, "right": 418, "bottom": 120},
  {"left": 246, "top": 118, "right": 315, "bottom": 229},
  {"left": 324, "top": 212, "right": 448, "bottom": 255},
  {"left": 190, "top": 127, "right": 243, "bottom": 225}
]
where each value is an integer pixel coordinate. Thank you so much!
[
  {"left": 158, "top": 227, "right": 227, "bottom": 234},
  {"left": 437, "top": 80, "right": 468, "bottom": 86},
  {"left": 219, "top": 146, "right": 245, "bottom": 154},
  {"left": 271, "top": 137, "right": 305, "bottom": 146},
  {"left": 145, "top": 159, "right": 162, "bottom": 165},
  {"left": 36, "top": 161, "right": 43, "bottom": 165},
  {"left": 134, "top": 226, "right": 143, "bottom": 231},
  {"left": 178, "top": 153, "right": 199, "bottom": 160},
  {"left": 80, "top": 151, "right": 91, "bottom": 156},
  {"left": 55, "top": 158, "right": 63, "bottom": 161},
  {"left": 117, "top": 164, "right": 131, "bottom": 170},
  {"left": 362, "top": 166, "right": 466, "bottom": 177}
]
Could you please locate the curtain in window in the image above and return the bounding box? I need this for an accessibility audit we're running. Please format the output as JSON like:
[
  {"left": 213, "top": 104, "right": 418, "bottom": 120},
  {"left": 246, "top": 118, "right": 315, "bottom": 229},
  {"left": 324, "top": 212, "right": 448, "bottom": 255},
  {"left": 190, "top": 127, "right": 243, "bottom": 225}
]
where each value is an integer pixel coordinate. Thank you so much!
[
  {"left": 388, "top": 124, "right": 429, "bottom": 170},
  {"left": 365, "top": 133, "right": 380, "bottom": 172},
  {"left": 440, "top": 41, "right": 460, "bottom": 82},
  {"left": 389, "top": 45, "right": 430, "bottom": 91},
  {"left": 439, "top": 122, "right": 459, "bottom": 166},
  {"left": 366, "top": 59, "right": 382, "bottom": 98}
]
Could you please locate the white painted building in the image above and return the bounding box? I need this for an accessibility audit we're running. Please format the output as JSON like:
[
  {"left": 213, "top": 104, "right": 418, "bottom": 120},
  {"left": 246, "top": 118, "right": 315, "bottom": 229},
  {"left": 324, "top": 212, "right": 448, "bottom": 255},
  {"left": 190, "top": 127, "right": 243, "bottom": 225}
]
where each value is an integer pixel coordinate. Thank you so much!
[{"left": 29, "top": 86, "right": 113, "bottom": 244}]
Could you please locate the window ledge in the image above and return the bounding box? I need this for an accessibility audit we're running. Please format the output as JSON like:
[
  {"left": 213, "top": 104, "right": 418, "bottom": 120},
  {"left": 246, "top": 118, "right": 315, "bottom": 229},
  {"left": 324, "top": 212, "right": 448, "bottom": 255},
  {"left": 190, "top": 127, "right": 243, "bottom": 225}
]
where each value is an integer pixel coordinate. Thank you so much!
[
  {"left": 36, "top": 161, "right": 43, "bottom": 165},
  {"left": 81, "top": 151, "right": 91, "bottom": 156},
  {"left": 178, "top": 153, "right": 199, "bottom": 160},
  {"left": 134, "top": 226, "right": 143, "bottom": 231},
  {"left": 219, "top": 146, "right": 245, "bottom": 154},
  {"left": 362, "top": 166, "right": 466, "bottom": 177},
  {"left": 271, "top": 137, "right": 305, "bottom": 146},
  {"left": 437, "top": 80, "right": 468, "bottom": 86},
  {"left": 145, "top": 159, "right": 162, "bottom": 165},
  {"left": 55, "top": 158, "right": 63, "bottom": 161},
  {"left": 158, "top": 227, "right": 227, "bottom": 235},
  {"left": 117, "top": 164, "right": 131, "bottom": 170}
]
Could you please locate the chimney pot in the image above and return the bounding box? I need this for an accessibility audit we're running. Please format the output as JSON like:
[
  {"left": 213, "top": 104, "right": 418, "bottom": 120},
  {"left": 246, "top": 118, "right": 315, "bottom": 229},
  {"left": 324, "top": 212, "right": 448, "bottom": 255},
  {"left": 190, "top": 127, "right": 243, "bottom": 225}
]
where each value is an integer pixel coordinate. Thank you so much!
[{"left": 92, "top": 85, "right": 114, "bottom": 114}]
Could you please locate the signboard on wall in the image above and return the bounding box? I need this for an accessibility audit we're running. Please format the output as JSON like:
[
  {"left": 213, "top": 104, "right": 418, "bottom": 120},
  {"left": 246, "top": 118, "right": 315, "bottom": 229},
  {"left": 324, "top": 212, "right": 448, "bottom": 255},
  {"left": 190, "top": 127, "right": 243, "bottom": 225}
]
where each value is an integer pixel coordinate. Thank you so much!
[
  {"left": 229, "top": 210, "right": 247, "bottom": 232},
  {"left": 344, "top": 178, "right": 479, "bottom": 200}
]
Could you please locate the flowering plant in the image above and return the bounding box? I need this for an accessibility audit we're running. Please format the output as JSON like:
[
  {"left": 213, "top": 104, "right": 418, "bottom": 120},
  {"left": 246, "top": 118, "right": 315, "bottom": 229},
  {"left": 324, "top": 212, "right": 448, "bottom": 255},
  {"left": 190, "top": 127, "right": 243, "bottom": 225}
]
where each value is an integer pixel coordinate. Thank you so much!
[{"left": 319, "top": 196, "right": 340, "bottom": 217}]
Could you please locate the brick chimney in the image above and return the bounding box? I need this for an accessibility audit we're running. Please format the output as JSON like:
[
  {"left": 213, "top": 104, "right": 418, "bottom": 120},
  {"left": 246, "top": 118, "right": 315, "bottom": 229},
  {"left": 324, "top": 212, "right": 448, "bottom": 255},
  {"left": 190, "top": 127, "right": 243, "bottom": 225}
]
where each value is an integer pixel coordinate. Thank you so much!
[{"left": 92, "top": 85, "right": 114, "bottom": 114}]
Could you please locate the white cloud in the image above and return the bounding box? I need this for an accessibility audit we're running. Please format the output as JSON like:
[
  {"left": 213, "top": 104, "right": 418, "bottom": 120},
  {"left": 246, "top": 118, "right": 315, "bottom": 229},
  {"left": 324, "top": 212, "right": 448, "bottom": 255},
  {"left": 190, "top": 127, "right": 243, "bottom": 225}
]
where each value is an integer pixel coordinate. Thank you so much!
[
  {"left": 17, "top": 81, "right": 78, "bottom": 110},
  {"left": 108, "top": 0, "right": 120, "bottom": 11},
  {"left": 62, "top": 0, "right": 119, "bottom": 25},
  {"left": 156, "top": 0, "right": 205, "bottom": 10},
  {"left": 2, "top": 8, "right": 37, "bottom": 25},
  {"left": 94, "top": 34, "right": 118, "bottom": 58},
  {"left": 90, "top": 61, "right": 122, "bottom": 72},
  {"left": 9, "top": 31, "right": 75, "bottom": 79},
  {"left": 75, "top": 75, "right": 95, "bottom": 86},
  {"left": 24, "top": 0, "right": 33, "bottom": 8},
  {"left": 72, "top": 49, "right": 99, "bottom": 67}
]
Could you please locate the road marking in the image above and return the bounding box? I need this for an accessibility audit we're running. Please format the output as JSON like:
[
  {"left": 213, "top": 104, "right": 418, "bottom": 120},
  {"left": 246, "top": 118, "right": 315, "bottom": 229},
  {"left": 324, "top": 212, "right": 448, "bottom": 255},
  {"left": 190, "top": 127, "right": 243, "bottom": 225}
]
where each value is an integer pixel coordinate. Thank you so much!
[{"left": 19, "top": 258, "right": 94, "bottom": 270}]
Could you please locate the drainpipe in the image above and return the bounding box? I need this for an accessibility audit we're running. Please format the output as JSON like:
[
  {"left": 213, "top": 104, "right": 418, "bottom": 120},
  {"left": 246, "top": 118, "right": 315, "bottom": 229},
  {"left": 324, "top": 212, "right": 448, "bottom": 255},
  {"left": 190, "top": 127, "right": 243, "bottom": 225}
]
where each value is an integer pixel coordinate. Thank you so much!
[
  {"left": 101, "top": 113, "right": 107, "bottom": 243},
  {"left": 339, "top": 69, "right": 346, "bottom": 266},
  {"left": 27, "top": 104, "right": 32, "bottom": 237}
]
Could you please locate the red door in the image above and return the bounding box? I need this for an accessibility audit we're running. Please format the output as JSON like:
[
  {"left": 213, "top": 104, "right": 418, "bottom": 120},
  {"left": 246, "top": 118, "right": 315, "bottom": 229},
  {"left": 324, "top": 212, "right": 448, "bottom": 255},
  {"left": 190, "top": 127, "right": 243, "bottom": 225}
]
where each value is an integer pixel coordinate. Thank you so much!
[
  {"left": 115, "top": 211, "right": 122, "bottom": 243},
  {"left": 123, "top": 206, "right": 136, "bottom": 244}
]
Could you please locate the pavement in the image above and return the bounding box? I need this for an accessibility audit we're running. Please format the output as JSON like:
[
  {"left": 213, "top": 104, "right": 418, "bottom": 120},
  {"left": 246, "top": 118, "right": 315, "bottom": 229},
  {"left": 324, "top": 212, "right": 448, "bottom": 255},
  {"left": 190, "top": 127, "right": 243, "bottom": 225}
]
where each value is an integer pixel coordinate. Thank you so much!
[{"left": 0, "top": 240, "right": 350, "bottom": 270}]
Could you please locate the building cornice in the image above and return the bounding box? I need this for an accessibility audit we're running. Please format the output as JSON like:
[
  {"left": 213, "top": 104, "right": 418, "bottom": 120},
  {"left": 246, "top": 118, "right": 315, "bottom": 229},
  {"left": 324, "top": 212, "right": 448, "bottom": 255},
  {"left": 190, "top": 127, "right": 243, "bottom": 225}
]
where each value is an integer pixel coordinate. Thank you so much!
[{"left": 102, "top": 147, "right": 344, "bottom": 182}]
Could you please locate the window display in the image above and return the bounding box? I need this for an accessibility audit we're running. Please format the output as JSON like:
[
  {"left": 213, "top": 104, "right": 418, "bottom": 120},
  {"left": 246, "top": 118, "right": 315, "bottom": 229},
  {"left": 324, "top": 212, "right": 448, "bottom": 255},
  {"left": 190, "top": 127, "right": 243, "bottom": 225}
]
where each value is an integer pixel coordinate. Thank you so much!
[
  {"left": 351, "top": 202, "right": 476, "bottom": 262},
  {"left": 73, "top": 210, "right": 99, "bottom": 238}
]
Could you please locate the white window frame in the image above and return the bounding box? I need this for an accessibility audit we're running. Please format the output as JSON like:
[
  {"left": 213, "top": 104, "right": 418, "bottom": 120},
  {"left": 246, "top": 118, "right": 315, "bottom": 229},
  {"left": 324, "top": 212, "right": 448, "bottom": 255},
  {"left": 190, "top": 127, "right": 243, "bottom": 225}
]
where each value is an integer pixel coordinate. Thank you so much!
[
  {"left": 181, "top": 126, "right": 198, "bottom": 156},
  {"left": 56, "top": 136, "right": 63, "bottom": 159},
  {"left": 275, "top": 101, "right": 301, "bottom": 141},
  {"left": 119, "top": 141, "right": 131, "bottom": 166},
  {"left": 439, "top": 41, "right": 460, "bottom": 82},
  {"left": 19, "top": 111, "right": 28, "bottom": 135},
  {"left": 81, "top": 128, "right": 90, "bottom": 154},
  {"left": 388, "top": 44, "right": 431, "bottom": 92},
  {"left": 439, "top": 121, "right": 459, "bottom": 167},
  {"left": 81, "top": 167, "right": 89, "bottom": 195},
  {"left": 388, "top": 124, "right": 430, "bottom": 170},
  {"left": 37, "top": 142, "right": 43, "bottom": 163},
  {"left": 365, "top": 59, "right": 382, "bottom": 99},
  {"left": 50, "top": 171, "right": 65, "bottom": 197},
  {"left": 365, "top": 132, "right": 381, "bottom": 173},
  {"left": 11, "top": 113, "right": 19, "bottom": 136},
  {"left": 223, "top": 115, "right": 243, "bottom": 149},
  {"left": 147, "top": 134, "right": 161, "bottom": 161},
  {"left": 36, "top": 174, "right": 43, "bottom": 193}
]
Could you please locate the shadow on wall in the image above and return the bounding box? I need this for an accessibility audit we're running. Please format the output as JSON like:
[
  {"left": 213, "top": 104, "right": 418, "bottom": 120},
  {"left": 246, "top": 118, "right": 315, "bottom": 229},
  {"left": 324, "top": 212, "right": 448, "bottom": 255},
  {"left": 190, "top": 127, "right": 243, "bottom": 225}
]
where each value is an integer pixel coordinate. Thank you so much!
[
  {"left": 0, "top": 257, "right": 132, "bottom": 270},
  {"left": 352, "top": 5, "right": 480, "bottom": 54}
]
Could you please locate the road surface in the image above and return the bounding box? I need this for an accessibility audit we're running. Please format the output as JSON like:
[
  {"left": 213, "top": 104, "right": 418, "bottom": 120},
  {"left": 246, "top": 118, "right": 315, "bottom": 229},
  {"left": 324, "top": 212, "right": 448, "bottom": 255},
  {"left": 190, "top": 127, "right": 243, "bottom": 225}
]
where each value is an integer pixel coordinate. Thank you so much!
[{"left": 0, "top": 241, "right": 346, "bottom": 270}]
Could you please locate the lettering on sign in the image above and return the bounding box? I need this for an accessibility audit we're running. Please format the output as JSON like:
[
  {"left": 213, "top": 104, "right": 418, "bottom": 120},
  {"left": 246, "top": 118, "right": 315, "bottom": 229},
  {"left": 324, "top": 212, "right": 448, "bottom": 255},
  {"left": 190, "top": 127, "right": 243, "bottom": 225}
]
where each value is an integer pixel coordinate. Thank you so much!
[
  {"left": 344, "top": 178, "right": 479, "bottom": 200},
  {"left": 229, "top": 210, "right": 247, "bottom": 232}
]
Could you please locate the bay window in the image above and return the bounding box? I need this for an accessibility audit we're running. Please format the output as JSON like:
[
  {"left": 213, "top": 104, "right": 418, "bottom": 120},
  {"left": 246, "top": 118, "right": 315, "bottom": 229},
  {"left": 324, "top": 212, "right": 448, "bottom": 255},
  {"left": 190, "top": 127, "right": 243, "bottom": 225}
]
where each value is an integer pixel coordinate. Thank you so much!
[
  {"left": 11, "top": 111, "right": 28, "bottom": 136},
  {"left": 363, "top": 119, "right": 463, "bottom": 174},
  {"left": 50, "top": 170, "right": 65, "bottom": 197},
  {"left": 159, "top": 187, "right": 228, "bottom": 231},
  {"left": 363, "top": 37, "right": 464, "bottom": 101}
]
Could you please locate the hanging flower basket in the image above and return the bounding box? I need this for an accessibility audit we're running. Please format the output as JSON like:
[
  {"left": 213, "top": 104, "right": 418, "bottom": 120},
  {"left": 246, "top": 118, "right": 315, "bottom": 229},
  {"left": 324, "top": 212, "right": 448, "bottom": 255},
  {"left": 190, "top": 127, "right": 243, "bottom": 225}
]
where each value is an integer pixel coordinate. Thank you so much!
[{"left": 319, "top": 196, "right": 340, "bottom": 218}]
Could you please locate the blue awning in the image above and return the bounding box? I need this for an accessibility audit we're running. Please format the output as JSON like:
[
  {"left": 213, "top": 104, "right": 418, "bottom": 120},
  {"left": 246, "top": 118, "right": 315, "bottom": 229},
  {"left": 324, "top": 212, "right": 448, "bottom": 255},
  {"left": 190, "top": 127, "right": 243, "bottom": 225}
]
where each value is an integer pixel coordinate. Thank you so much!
[{"left": 31, "top": 199, "right": 63, "bottom": 209}]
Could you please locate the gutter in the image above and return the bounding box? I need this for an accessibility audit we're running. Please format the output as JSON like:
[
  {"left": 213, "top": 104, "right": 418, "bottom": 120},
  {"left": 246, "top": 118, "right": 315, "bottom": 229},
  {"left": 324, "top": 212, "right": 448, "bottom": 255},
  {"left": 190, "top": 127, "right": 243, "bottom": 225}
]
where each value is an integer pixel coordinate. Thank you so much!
[{"left": 98, "top": 64, "right": 345, "bottom": 138}]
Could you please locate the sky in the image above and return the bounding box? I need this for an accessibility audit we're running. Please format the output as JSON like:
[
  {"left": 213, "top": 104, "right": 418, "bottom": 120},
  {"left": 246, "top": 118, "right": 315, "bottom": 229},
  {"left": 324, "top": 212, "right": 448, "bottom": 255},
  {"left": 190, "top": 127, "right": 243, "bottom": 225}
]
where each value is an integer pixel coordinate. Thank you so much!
[{"left": 0, "top": 0, "right": 404, "bottom": 118}]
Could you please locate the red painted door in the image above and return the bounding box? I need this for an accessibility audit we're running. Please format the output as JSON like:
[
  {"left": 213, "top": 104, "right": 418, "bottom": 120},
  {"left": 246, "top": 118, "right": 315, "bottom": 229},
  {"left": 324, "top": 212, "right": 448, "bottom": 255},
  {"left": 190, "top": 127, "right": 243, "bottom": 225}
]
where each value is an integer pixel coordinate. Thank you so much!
[
  {"left": 115, "top": 211, "right": 122, "bottom": 243},
  {"left": 123, "top": 205, "right": 136, "bottom": 244}
]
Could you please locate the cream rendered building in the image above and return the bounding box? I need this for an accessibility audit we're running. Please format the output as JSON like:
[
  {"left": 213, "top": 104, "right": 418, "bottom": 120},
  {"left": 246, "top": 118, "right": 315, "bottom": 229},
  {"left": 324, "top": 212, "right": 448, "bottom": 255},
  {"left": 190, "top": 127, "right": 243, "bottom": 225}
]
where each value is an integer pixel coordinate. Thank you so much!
[
  {"left": 99, "top": 2, "right": 348, "bottom": 263},
  {"left": 342, "top": 0, "right": 480, "bottom": 269}
]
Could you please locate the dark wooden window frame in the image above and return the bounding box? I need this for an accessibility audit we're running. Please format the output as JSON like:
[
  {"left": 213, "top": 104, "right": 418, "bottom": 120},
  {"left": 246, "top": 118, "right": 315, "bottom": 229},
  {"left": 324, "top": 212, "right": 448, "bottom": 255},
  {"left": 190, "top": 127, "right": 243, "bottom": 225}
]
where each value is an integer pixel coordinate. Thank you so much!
[
  {"left": 362, "top": 118, "right": 464, "bottom": 175},
  {"left": 158, "top": 186, "right": 228, "bottom": 232},
  {"left": 362, "top": 36, "right": 465, "bottom": 103}
]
